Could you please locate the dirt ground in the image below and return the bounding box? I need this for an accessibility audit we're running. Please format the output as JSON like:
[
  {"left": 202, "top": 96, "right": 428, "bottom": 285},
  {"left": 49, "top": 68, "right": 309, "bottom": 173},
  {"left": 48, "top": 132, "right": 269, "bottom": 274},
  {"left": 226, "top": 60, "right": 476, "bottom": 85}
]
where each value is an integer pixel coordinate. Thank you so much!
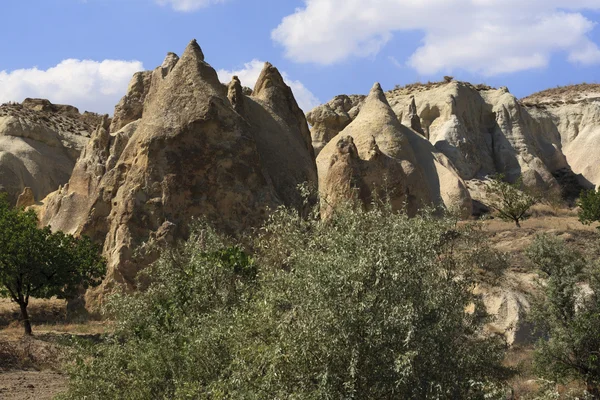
[
  {"left": 0, "top": 299, "right": 108, "bottom": 400},
  {"left": 0, "top": 371, "right": 67, "bottom": 400}
]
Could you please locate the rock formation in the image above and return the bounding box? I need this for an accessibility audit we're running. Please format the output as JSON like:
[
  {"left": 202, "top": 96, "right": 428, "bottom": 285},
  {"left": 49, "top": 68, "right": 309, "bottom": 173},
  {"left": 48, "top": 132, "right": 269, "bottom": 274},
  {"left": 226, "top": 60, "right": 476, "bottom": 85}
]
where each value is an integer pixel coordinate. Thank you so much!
[
  {"left": 317, "top": 83, "right": 472, "bottom": 217},
  {"left": 522, "top": 85, "right": 600, "bottom": 189},
  {"left": 309, "top": 80, "right": 584, "bottom": 212},
  {"left": 16, "top": 187, "right": 35, "bottom": 208},
  {"left": 0, "top": 100, "right": 98, "bottom": 203},
  {"left": 38, "top": 40, "right": 318, "bottom": 309},
  {"left": 307, "top": 94, "right": 364, "bottom": 156}
]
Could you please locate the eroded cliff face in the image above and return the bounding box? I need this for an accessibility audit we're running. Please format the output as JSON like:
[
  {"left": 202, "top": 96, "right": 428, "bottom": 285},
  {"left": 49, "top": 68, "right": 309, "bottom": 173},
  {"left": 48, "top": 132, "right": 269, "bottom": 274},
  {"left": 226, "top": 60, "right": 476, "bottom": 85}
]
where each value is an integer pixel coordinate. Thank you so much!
[
  {"left": 316, "top": 83, "right": 472, "bottom": 218},
  {"left": 0, "top": 100, "right": 98, "bottom": 204},
  {"left": 38, "top": 40, "right": 318, "bottom": 309},
  {"left": 523, "top": 85, "right": 600, "bottom": 188},
  {"left": 309, "top": 81, "right": 588, "bottom": 215}
]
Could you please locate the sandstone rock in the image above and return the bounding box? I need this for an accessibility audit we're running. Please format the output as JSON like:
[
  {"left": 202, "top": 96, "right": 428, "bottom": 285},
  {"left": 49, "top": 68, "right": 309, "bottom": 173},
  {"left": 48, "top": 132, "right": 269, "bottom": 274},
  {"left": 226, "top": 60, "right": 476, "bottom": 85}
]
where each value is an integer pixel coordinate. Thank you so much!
[
  {"left": 523, "top": 85, "right": 600, "bottom": 189},
  {"left": 310, "top": 80, "right": 573, "bottom": 211},
  {"left": 317, "top": 83, "right": 472, "bottom": 217},
  {"left": 306, "top": 94, "right": 364, "bottom": 156},
  {"left": 110, "top": 70, "right": 153, "bottom": 132},
  {"left": 16, "top": 187, "right": 35, "bottom": 208},
  {"left": 38, "top": 40, "right": 317, "bottom": 309},
  {"left": 0, "top": 101, "right": 94, "bottom": 203}
]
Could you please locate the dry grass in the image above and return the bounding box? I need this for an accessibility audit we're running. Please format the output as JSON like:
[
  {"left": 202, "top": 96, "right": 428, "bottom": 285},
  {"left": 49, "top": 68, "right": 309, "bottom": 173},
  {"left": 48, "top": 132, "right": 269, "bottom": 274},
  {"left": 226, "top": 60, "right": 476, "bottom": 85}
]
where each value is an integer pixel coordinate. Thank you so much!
[{"left": 522, "top": 82, "right": 600, "bottom": 106}]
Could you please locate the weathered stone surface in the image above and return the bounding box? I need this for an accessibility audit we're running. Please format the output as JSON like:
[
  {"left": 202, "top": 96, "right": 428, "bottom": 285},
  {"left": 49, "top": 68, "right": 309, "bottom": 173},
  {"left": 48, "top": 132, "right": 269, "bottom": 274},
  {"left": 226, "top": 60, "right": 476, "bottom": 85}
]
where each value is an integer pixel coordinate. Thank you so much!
[
  {"left": 16, "top": 187, "right": 35, "bottom": 208},
  {"left": 0, "top": 100, "right": 95, "bottom": 203},
  {"left": 317, "top": 83, "right": 472, "bottom": 217},
  {"left": 309, "top": 80, "right": 574, "bottom": 210},
  {"left": 38, "top": 40, "right": 317, "bottom": 309},
  {"left": 523, "top": 85, "right": 600, "bottom": 188}
]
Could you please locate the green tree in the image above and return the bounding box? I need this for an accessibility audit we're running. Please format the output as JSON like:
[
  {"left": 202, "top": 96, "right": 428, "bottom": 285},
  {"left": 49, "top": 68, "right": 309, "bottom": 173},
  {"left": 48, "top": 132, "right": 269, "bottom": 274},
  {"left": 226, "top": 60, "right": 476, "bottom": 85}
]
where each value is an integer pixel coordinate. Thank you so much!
[
  {"left": 485, "top": 175, "right": 537, "bottom": 227},
  {"left": 527, "top": 234, "right": 600, "bottom": 398},
  {"left": 578, "top": 188, "right": 600, "bottom": 229},
  {"left": 0, "top": 196, "right": 106, "bottom": 335},
  {"left": 61, "top": 205, "right": 512, "bottom": 399}
]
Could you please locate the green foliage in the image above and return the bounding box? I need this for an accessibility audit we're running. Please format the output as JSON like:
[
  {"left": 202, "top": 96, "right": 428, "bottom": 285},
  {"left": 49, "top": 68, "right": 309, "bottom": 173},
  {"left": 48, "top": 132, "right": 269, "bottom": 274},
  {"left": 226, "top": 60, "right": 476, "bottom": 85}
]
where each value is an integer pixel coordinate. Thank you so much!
[
  {"left": 578, "top": 188, "right": 600, "bottom": 229},
  {"left": 0, "top": 195, "right": 106, "bottom": 334},
  {"left": 60, "top": 206, "right": 512, "bottom": 399},
  {"left": 485, "top": 175, "right": 537, "bottom": 227},
  {"left": 527, "top": 234, "right": 600, "bottom": 397}
]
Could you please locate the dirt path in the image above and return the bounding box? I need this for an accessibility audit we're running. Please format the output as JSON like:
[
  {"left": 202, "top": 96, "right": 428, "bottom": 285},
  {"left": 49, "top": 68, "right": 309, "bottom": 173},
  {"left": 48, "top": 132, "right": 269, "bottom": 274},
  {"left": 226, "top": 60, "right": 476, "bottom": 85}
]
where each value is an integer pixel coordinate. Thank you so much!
[{"left": 0, "top": 370, "right": 67, "bottom": 400}]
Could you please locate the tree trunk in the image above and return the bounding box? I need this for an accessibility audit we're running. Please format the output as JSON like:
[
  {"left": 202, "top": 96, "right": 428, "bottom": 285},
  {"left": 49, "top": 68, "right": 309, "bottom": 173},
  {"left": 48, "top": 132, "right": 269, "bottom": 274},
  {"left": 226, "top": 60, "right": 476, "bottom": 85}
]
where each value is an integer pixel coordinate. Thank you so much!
[
  {"left": 515, "top": 219, "right": 521, "bottom": 228},
  {"left": 19, "top": 302, "right": 32, "bottom": 336}
]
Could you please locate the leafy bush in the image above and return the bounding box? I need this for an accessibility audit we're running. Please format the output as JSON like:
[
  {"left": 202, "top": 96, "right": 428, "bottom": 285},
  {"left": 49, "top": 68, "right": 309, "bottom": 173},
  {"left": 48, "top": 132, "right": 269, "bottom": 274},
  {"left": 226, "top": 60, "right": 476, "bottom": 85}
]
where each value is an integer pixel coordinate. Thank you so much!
[
  {"left": 527, "top": 234, "right": 600, "bottom": 398},
  {"left": 60, "top": 205, "right": 512, "bottom": 399},
  {"left": 578, "top": 188, "right": 600, "bottom": 229},
  {"left": 485, "top": 175, "right": 537, "bottom": 227}
]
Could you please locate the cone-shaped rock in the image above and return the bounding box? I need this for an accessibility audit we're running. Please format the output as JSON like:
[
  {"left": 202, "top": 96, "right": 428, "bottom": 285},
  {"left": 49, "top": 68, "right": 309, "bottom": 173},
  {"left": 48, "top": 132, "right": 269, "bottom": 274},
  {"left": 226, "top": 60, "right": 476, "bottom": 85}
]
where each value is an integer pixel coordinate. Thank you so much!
[
  {"left": 38, "top": 41, "right": 317, "bottom": 310},
  {"left": 317, "top": 82, "right": 471, "bottom": 216}
]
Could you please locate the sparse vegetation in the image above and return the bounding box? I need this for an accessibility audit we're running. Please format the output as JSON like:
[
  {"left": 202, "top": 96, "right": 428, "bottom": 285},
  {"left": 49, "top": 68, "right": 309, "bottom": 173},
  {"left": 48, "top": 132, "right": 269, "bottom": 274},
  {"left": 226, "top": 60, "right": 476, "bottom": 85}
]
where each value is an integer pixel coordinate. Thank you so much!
[
  {"left": 578, "top": 188, "right": 600, "bottom": 229},
  {"left": 0, "top": 196, "right": 106, "bottom": 335},
  {"left": 485, "top": 175, "right": 538, "bottom": 228},
  {"left": 527, "top": 234, "right": 600, "bottom": 398}
]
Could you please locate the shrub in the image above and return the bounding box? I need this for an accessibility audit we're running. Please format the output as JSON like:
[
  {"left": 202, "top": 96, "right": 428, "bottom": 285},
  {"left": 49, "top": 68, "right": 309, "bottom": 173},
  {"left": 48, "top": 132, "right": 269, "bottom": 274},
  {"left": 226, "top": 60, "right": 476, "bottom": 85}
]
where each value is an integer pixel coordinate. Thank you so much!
[
  {"left": 527, "top": 234, "right": 600, "bottom": 398},
  {"left": 485, "top": 175, "right": 537, "bottom": 227},
  {"left": 578, "top": 188, "right": 600, "bottom": 229},
  {"left": 60, "top": 205, "right": 512, "bottom": 399}
]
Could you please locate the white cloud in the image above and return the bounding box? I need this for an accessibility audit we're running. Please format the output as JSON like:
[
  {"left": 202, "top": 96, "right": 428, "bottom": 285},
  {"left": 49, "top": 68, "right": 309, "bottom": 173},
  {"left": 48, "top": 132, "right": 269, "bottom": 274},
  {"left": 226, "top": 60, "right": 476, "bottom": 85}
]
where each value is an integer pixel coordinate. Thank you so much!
[
  {"left": 0, "top": 59, "right": 144, "bottom": 114},
  {"left": 272, "top": 0, "right": 600, "bottom": 76},
  {"left": 217, "top": 60, "right": 321, "bottom": 112},
  {"left": 155, "top": 0, "right": 225, "bottom": 12}
]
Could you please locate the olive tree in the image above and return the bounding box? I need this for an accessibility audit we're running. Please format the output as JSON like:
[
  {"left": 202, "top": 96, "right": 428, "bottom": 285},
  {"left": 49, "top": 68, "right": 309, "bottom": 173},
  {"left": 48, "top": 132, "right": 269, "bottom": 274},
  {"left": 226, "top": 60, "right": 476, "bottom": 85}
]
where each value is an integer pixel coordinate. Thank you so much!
[
  {"left": 0, "top": 197, "right": 106, "bottom": 335},
  {"left": 485, "top": 175, "right": 537, "bottom": 227},
  {"left": 527, "top": 234, "right": 600, "bottom": 398},
  {"left": 578, "top": 188, "right": 600, "bottom": 229},
  {"left": 60, "top": 205, "right": 512, "bottom": 399}
]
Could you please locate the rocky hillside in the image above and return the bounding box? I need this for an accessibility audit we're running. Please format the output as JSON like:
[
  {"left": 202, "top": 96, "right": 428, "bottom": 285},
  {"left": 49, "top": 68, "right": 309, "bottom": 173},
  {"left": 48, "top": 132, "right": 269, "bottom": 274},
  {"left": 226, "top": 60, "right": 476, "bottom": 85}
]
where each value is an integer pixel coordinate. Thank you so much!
[
  {"left": 522, "top": 84, "right": 600, "bottom": 188},
  {"left": 308, "top": 80, "right": 600, "bottom": 216},
  {"left": 37, "top": 40, "right": 318, "bottom": 309},
  {"left": 316, "top": 83, "right": 472, "bottom": 218},
  {"left": 0, "top": 99, "right": 101, "bottom": 204}
]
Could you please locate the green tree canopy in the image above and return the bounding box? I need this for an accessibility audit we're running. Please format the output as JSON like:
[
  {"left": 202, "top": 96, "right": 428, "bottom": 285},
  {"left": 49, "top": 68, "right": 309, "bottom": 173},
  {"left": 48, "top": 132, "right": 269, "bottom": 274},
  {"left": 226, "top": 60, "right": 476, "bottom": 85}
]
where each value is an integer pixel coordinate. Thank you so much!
[
  {"left": 527, "top": 234, "right": 600, "bottom": 398},
  {"left": 578, "top": 188, "right": 600, "bottom": 229},
  {"left": 0, "top": 196, "right": 106, "bottom": 335},
  {"left": 484, "top": 175, "right": 537, "bottom": 227},
  {"left": 61, "top": 204, "right": 512, "bottom": 399}
]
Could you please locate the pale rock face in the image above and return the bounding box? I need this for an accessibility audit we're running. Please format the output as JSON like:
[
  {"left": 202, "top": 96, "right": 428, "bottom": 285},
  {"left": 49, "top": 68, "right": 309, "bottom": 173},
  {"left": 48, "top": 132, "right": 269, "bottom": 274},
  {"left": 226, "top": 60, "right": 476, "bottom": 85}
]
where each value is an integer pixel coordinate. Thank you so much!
[
  {"left": 317, "top": 83, "right": 472, "bottom": 217},
  {"left": 38, "top": 40, "right": 318, "bottom": 310},
  {"left": 306, "top": 94, "right": 364, "bottom": 156},
  {"left": 16, "top": 187, "right": 35, "bottom": 208},
  {"left": 0, "top": 101, "right": 95, "bottom": 204},
  {"left": 523, "top": 87, "right": 600, "bottom": 188},
  {"left": 310, "top": 81, "right": 573, "bottom": 208}
]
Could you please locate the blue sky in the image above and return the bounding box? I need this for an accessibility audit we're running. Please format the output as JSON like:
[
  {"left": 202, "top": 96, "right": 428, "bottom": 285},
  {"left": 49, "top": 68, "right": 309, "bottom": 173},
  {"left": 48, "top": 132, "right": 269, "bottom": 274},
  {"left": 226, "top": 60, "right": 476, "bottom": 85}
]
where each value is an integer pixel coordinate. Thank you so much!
[{"left": 1, "top": 0, "right": 599, "bottom": 114}]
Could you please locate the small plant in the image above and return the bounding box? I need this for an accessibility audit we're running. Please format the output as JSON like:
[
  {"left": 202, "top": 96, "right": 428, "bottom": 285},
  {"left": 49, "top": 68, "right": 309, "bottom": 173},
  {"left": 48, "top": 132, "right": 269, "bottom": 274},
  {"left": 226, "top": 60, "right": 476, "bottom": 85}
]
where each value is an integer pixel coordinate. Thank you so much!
[
  {"left": 484, "top": 175, "right": 537, "bottom": 227},
  {"left": 443, "top": 75, "right": 454, "bottom": 83},
  {"left": 578, "top": 188, "right": 600, "bottom": 229}
]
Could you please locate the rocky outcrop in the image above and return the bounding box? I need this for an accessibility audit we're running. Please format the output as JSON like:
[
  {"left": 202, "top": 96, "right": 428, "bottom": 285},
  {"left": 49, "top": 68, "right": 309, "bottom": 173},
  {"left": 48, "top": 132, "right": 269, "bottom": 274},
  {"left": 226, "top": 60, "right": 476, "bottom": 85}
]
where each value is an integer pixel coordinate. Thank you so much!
[
  {"left": 310, "top": 81, "right": 577, "bottom": 210},
  {"left": 0, "top": 100, "right": 95, "bottom": 203},
  {"left": 523, "top": 85, "right": 600, "bottom": 188},
  {"left": 307, "top": 94, "right": 364, "bottom": 156},
  {"left": 38, "top": 40, "right": 318, "bottom": 309},
  {"left": 317, "top": 83, "right": 472, "bottom": 217},
  {"left": 16, "top": 187, "right": 35, "bottom": 208}
]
